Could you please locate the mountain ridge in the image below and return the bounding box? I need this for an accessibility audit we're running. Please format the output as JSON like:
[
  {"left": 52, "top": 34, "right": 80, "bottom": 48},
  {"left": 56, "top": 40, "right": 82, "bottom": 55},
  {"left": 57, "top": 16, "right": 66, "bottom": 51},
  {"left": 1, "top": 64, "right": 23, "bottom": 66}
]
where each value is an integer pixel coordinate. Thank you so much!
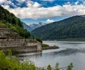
[{"left": 31, "top": 15, "right": 85, "bottom": 40}]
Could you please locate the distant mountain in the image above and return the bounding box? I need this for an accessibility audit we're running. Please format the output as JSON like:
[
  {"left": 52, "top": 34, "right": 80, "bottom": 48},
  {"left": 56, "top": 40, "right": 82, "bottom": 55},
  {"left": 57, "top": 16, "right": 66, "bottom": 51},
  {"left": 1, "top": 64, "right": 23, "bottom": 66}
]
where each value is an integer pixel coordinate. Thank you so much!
[
  {"left": 23, "top": 23, "right": 33, "bottom": 32},
  {"left": 0, "top": 6, "right": 30, "bottom": 38},
  {"left": 24, "top": 22, "right": 44, "bottom": 32},
  {"left": 28, "top": 22, "right": 43, "bottom": 30},
  {"left": 31, "top": 15, "right": 85, "bottom": 40}
]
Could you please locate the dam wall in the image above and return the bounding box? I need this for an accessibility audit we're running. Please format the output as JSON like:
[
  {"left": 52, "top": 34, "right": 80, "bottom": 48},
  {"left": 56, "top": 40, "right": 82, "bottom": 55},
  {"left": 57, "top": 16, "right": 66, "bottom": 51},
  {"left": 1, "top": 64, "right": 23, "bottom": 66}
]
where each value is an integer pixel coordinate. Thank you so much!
[{"left": 0, "top": 39, "right": 42, "bottom": 53}]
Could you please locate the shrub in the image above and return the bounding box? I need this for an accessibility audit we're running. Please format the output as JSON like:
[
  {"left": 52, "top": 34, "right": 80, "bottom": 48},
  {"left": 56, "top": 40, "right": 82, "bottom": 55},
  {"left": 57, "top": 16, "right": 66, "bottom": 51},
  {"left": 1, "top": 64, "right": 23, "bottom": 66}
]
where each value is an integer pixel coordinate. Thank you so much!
[
  {"left": 36, "top": 38, "right": 42, "bottom": 43},
  {"left": 0, "top": 50, "right": 73, "bottom": 70},
  {"left": 0, "top": 50, "right": 36, "bottom": 70},
  {"left": 42, "top": 44, "right": 49, "bottom": 47}
]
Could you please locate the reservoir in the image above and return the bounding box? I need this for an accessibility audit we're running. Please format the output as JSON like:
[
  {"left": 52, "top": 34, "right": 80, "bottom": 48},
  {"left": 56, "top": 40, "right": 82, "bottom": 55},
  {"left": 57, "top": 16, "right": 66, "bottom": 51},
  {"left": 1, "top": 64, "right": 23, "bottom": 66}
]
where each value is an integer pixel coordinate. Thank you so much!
[{"left": 17, "top": 41, "right": 85, "bottom": 70}]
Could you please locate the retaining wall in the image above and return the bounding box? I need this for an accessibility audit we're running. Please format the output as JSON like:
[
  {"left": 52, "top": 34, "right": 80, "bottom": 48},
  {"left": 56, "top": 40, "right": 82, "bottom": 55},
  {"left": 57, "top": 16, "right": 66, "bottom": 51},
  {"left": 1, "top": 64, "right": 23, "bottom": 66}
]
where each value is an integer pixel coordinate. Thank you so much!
[{"left": 0, "top": 39, "right": 42, "bottom": 53}]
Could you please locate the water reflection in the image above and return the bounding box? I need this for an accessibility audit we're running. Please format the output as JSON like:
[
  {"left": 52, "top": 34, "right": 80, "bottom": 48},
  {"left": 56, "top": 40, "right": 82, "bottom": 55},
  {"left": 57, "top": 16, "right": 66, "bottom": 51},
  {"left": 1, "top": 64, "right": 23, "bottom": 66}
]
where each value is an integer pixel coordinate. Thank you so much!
[
  {"left": 17, "top": 41, "right": 85, "bottom": 70},
  {"left": 17, "top": 52, "right": 42, "bottom": 57},
  {"left": 17, "top": 48, "right": 85, "bottom": 57}
]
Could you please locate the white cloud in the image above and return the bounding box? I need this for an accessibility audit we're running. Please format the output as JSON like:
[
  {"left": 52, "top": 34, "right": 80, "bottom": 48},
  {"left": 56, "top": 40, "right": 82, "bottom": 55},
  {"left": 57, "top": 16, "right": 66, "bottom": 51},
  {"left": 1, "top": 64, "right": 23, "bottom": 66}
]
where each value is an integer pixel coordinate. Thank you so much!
[
  {"left": 5, "top": 5, "right": 63, "bottom": 19},
  {"left": 33, "top": 2, "right": 41, "bottom": 8},
  {"left": 42, "top": 0, "right": 54, "bottom": 2},
  {"left": 0, "top": 0, "right": 6, "bottom": 4},
  {"left": 2, "top": 1, "right": 85, "bottom": 19},
  {"left": 27, "top": 1, "right": 41, "bottom": 8},
  {"left": 0, "top": 0, "right": 17, "bottom": 8},
  {"left": 75, "top": 1, "right": 79, "bottom": 5},
  {"left": 16, "top": 0, "right": 25, "bottom": 3},
  {"left": 46, "top": 19, "right": 55, "bottom": 23}
]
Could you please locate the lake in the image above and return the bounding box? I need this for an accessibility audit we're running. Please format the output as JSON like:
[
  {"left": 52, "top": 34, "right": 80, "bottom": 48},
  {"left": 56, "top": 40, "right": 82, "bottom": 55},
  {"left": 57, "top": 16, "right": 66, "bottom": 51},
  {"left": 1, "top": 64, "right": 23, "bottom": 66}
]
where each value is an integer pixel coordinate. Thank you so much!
[{"left": 17, "top": 41, "right": 85, "bottom": 70}]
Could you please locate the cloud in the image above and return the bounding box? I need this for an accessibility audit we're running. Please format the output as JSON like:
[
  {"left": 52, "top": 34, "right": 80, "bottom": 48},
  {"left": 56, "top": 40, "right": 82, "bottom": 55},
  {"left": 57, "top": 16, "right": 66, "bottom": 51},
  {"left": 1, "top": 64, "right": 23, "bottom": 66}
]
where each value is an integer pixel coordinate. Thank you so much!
[
  {"left": 32, "top": 2, "right": 41, "bottom": 8},
  {"left": 42, "top": 0, "right": 54, "bottom": 2},
  {"left": 0, "top": 0, "right": 6, "bottom": 4},
  {"left": 0, "top": 0, "right": 5, "bottom": 3},
  {"left": 80, "top": 0, "right": 85, "bottom": 5},
  {"left": 1, "top": 1, "right": 85, "bottom": 19},
  {"left": 16, "top": 0, "right": 25, "bottom": 3},
  {"left": 26, "top": 1, "right": 41, "bottom": 8},
  {"left": 0, "top": 0, "right": 17, "bottom": 8},
  {"left": 46, "top": 19, "right": 55, "bottom": 23}
]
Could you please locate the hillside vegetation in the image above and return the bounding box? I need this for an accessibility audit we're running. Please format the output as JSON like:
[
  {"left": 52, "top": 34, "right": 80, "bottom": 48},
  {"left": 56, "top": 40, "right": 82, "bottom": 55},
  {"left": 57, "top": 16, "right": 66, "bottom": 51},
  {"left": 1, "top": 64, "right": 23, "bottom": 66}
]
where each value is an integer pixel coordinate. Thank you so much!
[
  {"left": 31, "top": 15, "right": 85, "bottom": 40},
  {"left": 0, "top": 6, "right": 30, "bottom": 38}
]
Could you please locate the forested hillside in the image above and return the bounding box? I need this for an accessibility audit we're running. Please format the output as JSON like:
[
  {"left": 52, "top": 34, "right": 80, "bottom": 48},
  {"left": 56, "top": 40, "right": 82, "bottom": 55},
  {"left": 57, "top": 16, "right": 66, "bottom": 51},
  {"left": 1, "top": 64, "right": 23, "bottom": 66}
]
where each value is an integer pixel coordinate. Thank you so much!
[
  {"left": 31, "top": 15, "right": 85, "bottom": 40},
  {"left": 0, "top": 6, "right": 30, "bottom": 38}
]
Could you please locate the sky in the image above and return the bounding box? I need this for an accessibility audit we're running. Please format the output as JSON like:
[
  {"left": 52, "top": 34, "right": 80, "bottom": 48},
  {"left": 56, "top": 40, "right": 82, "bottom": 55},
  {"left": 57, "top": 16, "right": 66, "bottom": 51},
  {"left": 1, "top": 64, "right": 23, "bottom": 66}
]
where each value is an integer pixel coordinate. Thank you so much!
[{"left": 0, "top": 0, "right": 85, "bottom": 24}]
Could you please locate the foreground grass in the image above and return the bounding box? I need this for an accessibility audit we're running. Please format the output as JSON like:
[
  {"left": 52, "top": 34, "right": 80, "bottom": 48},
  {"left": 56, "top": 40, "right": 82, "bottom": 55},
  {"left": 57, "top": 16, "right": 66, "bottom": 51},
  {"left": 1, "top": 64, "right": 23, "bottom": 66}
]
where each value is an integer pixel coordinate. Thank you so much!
[{"left": 0, "top": 50, "right": 73, "bottom": 70}]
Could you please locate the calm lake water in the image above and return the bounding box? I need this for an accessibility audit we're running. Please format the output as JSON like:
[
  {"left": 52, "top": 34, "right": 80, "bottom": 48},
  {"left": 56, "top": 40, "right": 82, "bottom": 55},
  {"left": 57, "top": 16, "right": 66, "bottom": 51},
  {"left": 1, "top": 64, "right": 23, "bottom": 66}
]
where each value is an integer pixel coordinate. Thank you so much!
[{"left": 17, "top": 41, "right": 85, "bottom": 70}]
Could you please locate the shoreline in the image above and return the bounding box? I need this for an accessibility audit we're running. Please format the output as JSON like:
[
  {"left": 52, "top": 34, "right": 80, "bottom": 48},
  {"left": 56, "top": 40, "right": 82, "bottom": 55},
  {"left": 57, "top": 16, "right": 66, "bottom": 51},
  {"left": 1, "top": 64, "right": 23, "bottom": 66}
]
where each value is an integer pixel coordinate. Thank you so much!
[
  {"left": 13, "top": 46, "right": 59, "bottom": 54},
  {"left": 42, "top": 46, "right": 59, "bottom": 50},
  {"left": 43, "top": 38, "right": 85, "bottom": 41}
]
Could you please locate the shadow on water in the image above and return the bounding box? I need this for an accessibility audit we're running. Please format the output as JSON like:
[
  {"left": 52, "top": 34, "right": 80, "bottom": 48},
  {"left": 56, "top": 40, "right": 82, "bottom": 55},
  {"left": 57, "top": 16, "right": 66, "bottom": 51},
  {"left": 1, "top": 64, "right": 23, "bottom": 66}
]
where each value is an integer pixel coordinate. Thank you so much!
[
  {"left": 17, "top": 48, "right": 85, "bottom": 57},
  {"left": 52, "top": 48, "right": 85, "bottom": 56},
  {"left": 16, "top": 52, "right": 42, "bottom": 57}
]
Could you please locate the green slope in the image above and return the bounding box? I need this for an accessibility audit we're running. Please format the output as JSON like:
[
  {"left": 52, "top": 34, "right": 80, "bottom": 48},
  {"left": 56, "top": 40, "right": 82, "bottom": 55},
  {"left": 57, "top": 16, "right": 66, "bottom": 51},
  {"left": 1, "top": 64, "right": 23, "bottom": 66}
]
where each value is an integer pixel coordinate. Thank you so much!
[
  {"left": 31, "top": 15, "right": 85, "bottom": 40},
  {"left": 0, "top": 6, "right": 30, "bottom": 38}
]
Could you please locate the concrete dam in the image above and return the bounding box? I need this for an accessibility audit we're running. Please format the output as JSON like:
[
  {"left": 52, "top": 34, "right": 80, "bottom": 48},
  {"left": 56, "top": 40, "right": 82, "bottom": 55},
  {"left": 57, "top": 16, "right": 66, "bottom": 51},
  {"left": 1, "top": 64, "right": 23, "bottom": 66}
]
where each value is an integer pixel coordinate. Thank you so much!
[
  {"left": 0, "top": 39, "right": 42, "bottom": 53},
  {"left": 0, "top": 28, "right": 42, "bottom": 53}
]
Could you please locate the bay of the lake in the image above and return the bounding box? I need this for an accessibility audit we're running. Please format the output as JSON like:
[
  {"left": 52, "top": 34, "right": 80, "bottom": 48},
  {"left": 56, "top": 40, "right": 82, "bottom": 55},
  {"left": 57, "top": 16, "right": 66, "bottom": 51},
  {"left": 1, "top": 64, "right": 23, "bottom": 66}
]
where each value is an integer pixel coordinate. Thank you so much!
[{"left": 17, "top": 41, "right": 85, "bottom": 70}]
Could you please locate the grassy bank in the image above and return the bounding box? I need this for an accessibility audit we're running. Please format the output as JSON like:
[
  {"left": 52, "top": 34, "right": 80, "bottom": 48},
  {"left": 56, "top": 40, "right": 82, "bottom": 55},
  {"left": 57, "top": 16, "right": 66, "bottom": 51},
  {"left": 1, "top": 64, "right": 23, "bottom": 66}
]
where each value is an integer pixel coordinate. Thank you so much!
[{"left": 42, "top": 44, "right": 59, "bottom": 50}]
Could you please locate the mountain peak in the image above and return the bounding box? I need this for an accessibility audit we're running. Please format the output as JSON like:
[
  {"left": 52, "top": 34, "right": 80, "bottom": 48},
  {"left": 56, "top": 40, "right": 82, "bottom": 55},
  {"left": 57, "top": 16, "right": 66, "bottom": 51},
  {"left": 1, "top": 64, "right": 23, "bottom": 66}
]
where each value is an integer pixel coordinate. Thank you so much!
[{"left": 23, "top": 22, "right": 44, "bottom": 32}]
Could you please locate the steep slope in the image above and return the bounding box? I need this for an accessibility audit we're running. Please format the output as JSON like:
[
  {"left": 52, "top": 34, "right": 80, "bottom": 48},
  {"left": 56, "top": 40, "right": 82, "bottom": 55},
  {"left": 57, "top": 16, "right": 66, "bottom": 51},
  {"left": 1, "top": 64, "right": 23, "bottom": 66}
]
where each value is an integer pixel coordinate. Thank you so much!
[
  {"left": 0, "top": 6, "right": 30, "bottom": 38},
  {"left": 31, "top": 15, "right": 85, "bottom": 40}
]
